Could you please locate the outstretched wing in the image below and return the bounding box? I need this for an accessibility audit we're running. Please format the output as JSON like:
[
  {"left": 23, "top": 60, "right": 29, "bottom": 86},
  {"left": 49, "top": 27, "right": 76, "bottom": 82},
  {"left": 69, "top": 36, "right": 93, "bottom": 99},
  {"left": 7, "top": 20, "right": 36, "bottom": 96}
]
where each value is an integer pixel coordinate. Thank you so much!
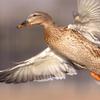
[
  {"left": 74, "top": 0, "right": 100, "bottom": 39},
  {"left": 0, "top": 48, "right": 77, "bottom": 83}
]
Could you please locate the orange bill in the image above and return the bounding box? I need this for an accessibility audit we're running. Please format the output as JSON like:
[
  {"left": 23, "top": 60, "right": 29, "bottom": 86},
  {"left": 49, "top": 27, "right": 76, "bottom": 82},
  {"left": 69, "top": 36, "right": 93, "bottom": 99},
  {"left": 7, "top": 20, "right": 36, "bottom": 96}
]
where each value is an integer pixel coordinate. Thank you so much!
[{"left": 90, "top": 72, "right": 100, "bottom": 81}]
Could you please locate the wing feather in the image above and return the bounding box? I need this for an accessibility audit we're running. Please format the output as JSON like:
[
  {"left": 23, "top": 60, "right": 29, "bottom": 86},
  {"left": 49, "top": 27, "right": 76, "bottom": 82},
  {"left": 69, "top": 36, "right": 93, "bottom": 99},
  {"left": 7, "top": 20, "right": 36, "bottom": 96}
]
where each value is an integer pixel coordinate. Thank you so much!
[
  {"left": 74, "top": 0, "right": 100, "bottom": 38},
  {"left": 0, "top": 48, "right": 77, "bottom": 83}
]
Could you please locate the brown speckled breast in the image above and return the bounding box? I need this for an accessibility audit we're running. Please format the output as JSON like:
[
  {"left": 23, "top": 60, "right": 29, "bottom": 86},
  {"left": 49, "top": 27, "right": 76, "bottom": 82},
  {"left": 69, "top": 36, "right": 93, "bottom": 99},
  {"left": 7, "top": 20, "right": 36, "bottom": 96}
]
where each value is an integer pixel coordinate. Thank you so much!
[{"left": 44, "top": 26, "right": 100, "bottom": 74}]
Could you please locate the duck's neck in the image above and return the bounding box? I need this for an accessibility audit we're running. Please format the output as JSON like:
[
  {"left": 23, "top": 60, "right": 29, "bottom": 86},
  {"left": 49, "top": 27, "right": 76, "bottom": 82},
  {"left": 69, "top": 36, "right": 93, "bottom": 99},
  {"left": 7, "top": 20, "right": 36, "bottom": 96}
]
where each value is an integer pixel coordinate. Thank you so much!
[
  {"left": 43, "top": 23, "right": 63, "bottom": 47},
  {"left": 42, "top": 20, "right": 55, "bottom": 29}
]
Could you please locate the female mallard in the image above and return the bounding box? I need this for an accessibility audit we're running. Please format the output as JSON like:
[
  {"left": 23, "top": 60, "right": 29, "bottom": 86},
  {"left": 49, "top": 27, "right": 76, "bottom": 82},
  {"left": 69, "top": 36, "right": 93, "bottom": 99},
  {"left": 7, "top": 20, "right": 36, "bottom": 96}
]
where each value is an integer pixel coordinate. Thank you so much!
[{"left": 0, "top": 0, "right": 100, "bottom": 83}]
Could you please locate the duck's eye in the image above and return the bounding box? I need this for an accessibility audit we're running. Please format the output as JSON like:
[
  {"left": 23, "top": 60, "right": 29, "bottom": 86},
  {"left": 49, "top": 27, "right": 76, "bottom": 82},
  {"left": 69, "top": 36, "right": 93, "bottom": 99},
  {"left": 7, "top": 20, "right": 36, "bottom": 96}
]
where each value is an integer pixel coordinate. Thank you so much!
[
  {"left": 33, "top": 14, "right": 37, "bottom": 17},
  {"left": 32, "top": 13, "right": 41, "bottom": 17}
]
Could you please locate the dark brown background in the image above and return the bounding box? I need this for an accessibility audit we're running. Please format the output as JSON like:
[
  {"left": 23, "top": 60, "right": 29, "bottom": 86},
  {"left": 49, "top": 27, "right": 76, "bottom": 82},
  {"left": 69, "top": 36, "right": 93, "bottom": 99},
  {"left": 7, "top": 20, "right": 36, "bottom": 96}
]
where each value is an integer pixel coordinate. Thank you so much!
[{"left": 0, "top": 0, "right": 100, "bottom": 100}]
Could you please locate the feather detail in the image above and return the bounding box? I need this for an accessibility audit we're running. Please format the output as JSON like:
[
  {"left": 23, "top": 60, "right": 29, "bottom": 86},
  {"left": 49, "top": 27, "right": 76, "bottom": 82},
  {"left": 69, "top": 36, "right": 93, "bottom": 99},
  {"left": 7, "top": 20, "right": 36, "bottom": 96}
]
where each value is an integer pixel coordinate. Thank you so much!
[
  {"left": 0, "top": 48, "right": 77, "bottom": 83},
  {"left": 74, "top": 0, "right": 100, "bottom": 39}
]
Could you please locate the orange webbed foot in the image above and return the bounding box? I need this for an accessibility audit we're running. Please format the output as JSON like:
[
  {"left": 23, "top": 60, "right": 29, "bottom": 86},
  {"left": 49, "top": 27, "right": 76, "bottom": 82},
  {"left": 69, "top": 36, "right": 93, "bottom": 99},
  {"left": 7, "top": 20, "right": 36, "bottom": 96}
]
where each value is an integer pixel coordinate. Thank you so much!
[{"left": 90, "top": 72, "right": 100, "bottom": 81}]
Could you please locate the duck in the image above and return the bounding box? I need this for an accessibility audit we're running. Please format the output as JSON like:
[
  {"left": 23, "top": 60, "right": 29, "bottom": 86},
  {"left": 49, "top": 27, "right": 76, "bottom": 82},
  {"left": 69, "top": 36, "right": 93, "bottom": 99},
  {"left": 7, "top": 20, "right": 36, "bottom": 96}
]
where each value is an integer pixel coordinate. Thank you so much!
[{"left": 0, "top": 0, "right": 100, "bottom": 83}]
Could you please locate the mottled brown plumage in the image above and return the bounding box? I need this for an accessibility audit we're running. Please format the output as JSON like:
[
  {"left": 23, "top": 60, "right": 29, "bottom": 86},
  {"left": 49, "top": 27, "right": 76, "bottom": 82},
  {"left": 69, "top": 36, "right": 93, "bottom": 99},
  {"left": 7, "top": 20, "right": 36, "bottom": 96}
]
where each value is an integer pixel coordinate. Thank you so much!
[{"left": 44, "top": 25, "right": 100, "bottom": 74}]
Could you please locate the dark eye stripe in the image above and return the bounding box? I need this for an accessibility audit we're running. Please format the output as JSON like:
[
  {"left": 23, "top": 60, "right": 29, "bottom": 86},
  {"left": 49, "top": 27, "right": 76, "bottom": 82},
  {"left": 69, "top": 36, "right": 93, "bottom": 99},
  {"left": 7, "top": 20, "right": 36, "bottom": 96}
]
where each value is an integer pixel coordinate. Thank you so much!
[
  {"left": 28, "top": 13, "right": 41, "bottom": 18},
  {"left": 33, "top": 14, "right": 37, "bottom": 17},
  {"left": 33, "top": 14, "right": 41, "bottom": 17}
]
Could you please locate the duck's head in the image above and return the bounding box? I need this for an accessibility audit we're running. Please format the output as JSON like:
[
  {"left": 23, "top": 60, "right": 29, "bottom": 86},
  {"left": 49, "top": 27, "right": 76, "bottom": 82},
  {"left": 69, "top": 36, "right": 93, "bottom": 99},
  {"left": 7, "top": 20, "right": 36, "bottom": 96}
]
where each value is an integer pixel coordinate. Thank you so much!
[{"left": 17, "top": 11, "right": 54, "bottom": 29}]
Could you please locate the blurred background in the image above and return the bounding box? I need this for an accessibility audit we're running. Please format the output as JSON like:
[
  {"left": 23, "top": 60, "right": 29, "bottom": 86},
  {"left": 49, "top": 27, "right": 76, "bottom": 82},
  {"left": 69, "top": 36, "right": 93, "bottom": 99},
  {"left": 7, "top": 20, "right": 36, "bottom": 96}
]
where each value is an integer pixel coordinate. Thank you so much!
[{"left": 0, "top": 0, "right": 100, "bottom": 100}]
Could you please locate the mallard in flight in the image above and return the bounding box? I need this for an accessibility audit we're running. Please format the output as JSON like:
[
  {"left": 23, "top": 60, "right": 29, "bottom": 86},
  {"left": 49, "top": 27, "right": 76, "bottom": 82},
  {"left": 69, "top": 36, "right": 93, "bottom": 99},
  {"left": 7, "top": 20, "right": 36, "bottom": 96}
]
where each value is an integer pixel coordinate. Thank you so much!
[{"left": 0, "top": 0, "right": 100, "bottom": 83}]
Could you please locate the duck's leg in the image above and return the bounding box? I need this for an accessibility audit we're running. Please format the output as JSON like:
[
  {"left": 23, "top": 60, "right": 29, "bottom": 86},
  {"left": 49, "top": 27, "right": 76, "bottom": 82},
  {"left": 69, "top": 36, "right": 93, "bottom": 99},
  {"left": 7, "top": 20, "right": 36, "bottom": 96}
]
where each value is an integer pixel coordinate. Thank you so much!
[{"left": 90, "top": 72, "right": 100, "bottom": 81}]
